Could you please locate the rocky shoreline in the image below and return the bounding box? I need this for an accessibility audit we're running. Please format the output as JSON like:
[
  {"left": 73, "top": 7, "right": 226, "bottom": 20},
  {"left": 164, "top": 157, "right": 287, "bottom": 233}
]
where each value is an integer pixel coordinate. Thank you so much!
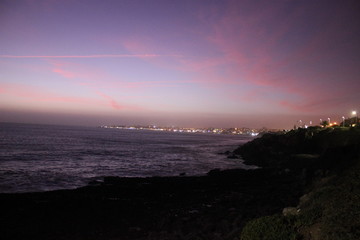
[
  {"left": 1, "top": 126, "right": 359, "bottom": 240},
  {"left": 0, "top": 168, "right": 304, "bottom": 240}
]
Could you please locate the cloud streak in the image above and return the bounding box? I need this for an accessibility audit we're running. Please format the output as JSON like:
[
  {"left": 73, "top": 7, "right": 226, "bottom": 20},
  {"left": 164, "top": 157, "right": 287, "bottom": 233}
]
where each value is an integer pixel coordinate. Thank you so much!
[
  {"left": 0, "top": 83, "right": 142, "bottom": 111},
  {"left": 0, "top": 54, "right": 181, "bottom": 59}
]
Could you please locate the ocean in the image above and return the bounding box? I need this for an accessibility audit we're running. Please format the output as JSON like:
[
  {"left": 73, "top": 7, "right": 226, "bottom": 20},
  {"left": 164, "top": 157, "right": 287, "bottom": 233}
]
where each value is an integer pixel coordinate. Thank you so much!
[{"left": 0, "top": 122, "right": 254, "bottom": 193}]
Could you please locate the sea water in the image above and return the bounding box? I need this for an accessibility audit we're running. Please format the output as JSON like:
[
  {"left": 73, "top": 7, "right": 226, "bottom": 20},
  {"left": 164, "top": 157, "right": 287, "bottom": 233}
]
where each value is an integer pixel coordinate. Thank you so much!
[{"left": 0, "top": 122, "right": 254, "bottom": 193}]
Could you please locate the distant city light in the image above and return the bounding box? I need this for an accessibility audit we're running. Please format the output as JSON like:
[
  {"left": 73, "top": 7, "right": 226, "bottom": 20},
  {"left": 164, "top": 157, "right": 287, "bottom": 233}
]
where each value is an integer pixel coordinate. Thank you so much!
[{"left": 99, "top": 125, "right": 273, "bottom": 136}]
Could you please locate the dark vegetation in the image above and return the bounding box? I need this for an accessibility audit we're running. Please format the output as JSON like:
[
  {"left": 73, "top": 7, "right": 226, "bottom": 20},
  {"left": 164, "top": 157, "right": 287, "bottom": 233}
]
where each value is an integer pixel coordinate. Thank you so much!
[
  {"left": 1, "top": 126, "right": 359, "bottom": 240},
  {"left": 235, "top": 126, "right": 360, "bottom": 173},
  {"left": 236, "top": 126, "right": 360, "bottom": 240}
]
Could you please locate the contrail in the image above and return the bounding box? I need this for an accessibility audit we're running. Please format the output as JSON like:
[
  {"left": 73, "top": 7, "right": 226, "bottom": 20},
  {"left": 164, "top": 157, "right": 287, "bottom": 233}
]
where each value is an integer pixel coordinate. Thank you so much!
[{"left": 0, "top": 54, "right": 181, "bottom": 59}]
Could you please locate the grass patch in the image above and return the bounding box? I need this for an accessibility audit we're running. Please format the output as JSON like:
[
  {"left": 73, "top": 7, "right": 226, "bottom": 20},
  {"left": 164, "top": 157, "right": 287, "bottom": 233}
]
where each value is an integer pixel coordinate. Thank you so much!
[
  {"left": 240, "top": 158, "right": 360, "bottom": 240},
  {"left": 240, "top": 215, "right": 298, "bottom": 240},
  {"left": 318, "top": 168, "right": 360, "bottom": 240}
]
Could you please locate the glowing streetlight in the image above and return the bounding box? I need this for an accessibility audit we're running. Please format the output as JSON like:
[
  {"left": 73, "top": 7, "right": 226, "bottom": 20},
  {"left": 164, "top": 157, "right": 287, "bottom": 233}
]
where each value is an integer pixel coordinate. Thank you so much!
[
  {"left": 298, "top": 120, "right": 302, "bottom": 128},
  {"left": 342, "top": 116, "right": 345, "bottom": 127},
  {"left": 352, "top": 111, "right": 358, "bottom": 126}
]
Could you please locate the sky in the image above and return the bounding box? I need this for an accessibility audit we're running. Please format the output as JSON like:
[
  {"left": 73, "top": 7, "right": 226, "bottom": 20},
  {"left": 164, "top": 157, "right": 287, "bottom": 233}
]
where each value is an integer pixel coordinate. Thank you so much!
[{"left": 1, "top": 0, "right": 359, "bottom": 129}]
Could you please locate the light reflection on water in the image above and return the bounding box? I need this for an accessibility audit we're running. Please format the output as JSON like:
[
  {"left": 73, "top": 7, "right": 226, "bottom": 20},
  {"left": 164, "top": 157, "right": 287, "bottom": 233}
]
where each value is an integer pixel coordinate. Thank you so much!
[{"left": 0, "top": 123, "right": 254, "bottom": 193}]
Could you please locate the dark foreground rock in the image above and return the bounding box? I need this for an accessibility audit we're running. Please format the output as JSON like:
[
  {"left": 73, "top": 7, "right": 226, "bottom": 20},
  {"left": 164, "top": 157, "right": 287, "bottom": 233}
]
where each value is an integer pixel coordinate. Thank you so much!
[
  {"left": 234, "top": 127, "right": 360, "bottom": 240},
  {"left": 234, "top": 127, "right": 360, "bottom": 172},
  {"left": 0, "top": 168, "right": 304, "bottom": 240}
]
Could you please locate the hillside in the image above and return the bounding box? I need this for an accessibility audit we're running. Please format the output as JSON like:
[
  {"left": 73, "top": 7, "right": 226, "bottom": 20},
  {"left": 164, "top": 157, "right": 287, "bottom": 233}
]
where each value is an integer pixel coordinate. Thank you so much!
[{"left": 236, "top": 127, "right": 360, "bottom": 240}]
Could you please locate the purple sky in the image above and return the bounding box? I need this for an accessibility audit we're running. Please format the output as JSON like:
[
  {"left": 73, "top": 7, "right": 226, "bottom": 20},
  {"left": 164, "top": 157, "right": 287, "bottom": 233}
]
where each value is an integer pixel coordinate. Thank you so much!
[{"left": 1, "top": 0, "right": 359, "bottom": 128}]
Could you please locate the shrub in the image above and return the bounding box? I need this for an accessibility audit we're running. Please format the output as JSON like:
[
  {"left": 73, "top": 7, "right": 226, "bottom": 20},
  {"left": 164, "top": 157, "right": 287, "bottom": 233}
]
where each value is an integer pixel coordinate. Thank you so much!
[{"left": 240, "top": 215, "right": 298, "bottom": 240}]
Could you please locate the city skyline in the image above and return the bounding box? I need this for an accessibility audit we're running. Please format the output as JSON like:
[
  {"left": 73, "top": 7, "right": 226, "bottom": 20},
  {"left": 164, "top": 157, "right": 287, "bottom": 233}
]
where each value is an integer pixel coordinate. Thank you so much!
[{"left": 1, "top": 0, "right": 360, "bottom": 129}]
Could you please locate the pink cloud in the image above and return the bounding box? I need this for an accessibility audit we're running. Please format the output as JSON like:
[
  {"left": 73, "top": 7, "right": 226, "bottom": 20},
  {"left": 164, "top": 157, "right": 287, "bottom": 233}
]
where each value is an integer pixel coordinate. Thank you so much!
[
  {"left": 117, "top": 14, "right": 305, "bottom": 114},
  {"left": 114, "top": 1, "right": 359, "bottom": 115},
  {"left": 0, "top": 83, "right": 143, "bottom": 111},
  {"left": 96, "top": 91, "right": 124, "bottom": 110},
  {"left": 48, "top": 59, "right": 189, "bottom": 91},
  {"left": 0, "top": 83, "right": 100, "bottom": 105},
  {"left": 52, "top": 68, "right": 77, "bottom": 79},
  {"left": 279, "top": 92, "right": 358, "bottom": 113},
  {"left": 48, "top": 60, "right": 115, "bottom": 85},
  {"left": 0, "top": 54, "right": 174, "bottom": 59},
  {"left": 192, "top": 3, "right": 329, "bottom": 112}
]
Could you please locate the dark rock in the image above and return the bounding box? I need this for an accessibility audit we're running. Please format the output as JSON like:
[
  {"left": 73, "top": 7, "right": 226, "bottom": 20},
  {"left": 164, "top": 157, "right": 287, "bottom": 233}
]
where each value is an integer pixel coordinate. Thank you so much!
[
  {"left": 227, "top": 153, "right": 238, "bottom": 159},
  {"left": 0, "top": 167, "right": 304, "bottom": 240},
  {"left": 282, "top": 207, "right": 299, "bottom": 216},
  {"left": 207, "top": 168, "right": 221, "bottom": 176}
]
